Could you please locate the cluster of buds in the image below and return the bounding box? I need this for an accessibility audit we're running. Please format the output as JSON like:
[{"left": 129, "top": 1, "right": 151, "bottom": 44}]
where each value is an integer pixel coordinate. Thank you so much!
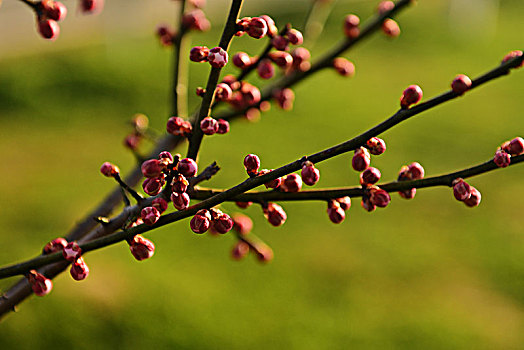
[
  {"left": 327, "top": 197, "right": 351, "bottom": 224},
  {"left": 200, "top": 117, "right": 230, "bottom": 136},
  {"left": 189, "top": 46, "right": 228, "bottom": 68},
  {"left": 362, "top": 186, "right": 391, "bottom": 212},
  {"left": 123, "top": 113, "right": 149, "bottom": 151},
  {"left": 272, "top": 28, "right": 303, "bottom": 51},
  {"left": 376, "top": 1, "right": 400, "bottom": 37},
  {"left": 397, "top": 162, "right": 425, "bottom": 199},
  {"left": 343, "top": 14, "right": 360, "bottom": 39},
  {"left": 190, "top": 208, "right": 234, "bottom": 234},
  {"left": 235, "top": 15, "right": 277, "bottom": 39},
  {"left": 141, "top": 152, "right": 175, "bottom": 196},
  {"left": 156, "top": 24, "right": 175, "bottom": 47},
  {"left": 182, "top": 9, "right": 210, "bottom": 32},
  {"left": 226, "top": 79, "right": 262, "bottom": 113},
  {"left": 452, "top": 178, "right": 481, "bottom": 207},
  {"left": 167, "top": 116, "right": 192, "bottom": 138},
  {"left": 35, "top": 0, "right": 67, "bottom": 40},
  {"left": 494, "top": 137, "right": 524, "bottom": 168},
  {"left": 43, "top": 238, "right": 90, "bottom": 281}
]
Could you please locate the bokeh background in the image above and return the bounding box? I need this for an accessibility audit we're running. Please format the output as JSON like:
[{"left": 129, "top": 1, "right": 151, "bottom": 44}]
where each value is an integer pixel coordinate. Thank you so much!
[{"left": 0, "top": 0, "right": 523, "bottom": 348}]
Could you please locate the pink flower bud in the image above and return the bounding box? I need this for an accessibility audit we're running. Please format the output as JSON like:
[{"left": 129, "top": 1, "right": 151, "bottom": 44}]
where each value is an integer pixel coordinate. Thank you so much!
[
  {"left": 215, "top": 83, "right": 233, "bottom": 101},
  {"left": 400, "top": 84, "right": 423, "bottom": 109},
  {"left": 269, "top": 51, "right": 293, "bottom": 69},
  {"left": 502, "top": 50, "right": 524, "bottom": 68},
  {"left": 240, "top": 82, "right": 261, "bottom": 106},
  {"left": 208, "top": 47, "right": 228, "bottom": 68},
  {"left": 281, "top": 173, "right": 303, "bottom": 192},
  {"left": 200, "top": 116, "right": 219, "bottom": 135},
  {"left": 361, "top": 167, "right": 381, "bottom": 185},
  {"left": 259, "top": 15, "right": 277, "bottom": 37},
  {"left": 43, "top": 237, "right": 68, "bottom": 254},
  {"left": 369, "top": 187, "right": 391, "bottom": 208},
  {"left": 333, "top": 57, "right": 355, "bottom": 77},
  {"left": 377, "top": 1, "right": 395, "bottom": 14},
  {"left": 301, "top": 161, "right": 320, "bottom": 186},
  {"left": 343, "top": 14, "right": 360, "bottom": 39},
  {"left": 100, "top": 162, "right": 120, "bottom": 177},
  {"left": 287, "top": 29, "right": 303, "bottom": 45},
  {"left": 273, "top": 88, "right": 295, "bottom": 110},
  {"left": 327, "top": 202, "right": 346, "bottom": 224},
  {"left": 212, "top": 213, "right": 234, "bottom": 234},
  {"left": 141, "top": 159, "right": 164, "bottom": 178},
  {"left": 382, "top": 18, "right": 400, "bottom": 37},
  {"left": 451, "top": 74, "right": 472, "bottom": 95},
  {"left": 63, "top": 241, "right": 82, "bottom": 262},
  {"left": 408, "top": 162, "right": 425, "bottom": 180},
  {"left": 352, "top": 147, "right": 371, "bottom": 171},
  {"left": 152, "top": 198, "right": 168, "bottom": 214},
  {"left": 80, "top": 0, "right": 104, "bottom": 14},
  {"left": 167, "top": 116, "right": 192, "bottom": 136},
  {"left": 272, "top": 35, "right": 289, "bottom": 51},
  {"left": 399, "top": 188, "right": 416, "bottom": 199},
  {"left": 247, "top": 17, "right": 268, "bottom": 39},
  {"left": 366, "top": 137, "right": 386, "bottom": 155},
  {"left": 235, "top": 201, "right": 252, "bottom": 209},
  {"left": 37, "top": 19, "right": 60, "bottom": 40},
  {"left": 291, "top": 47, "right": 311, "bottom": 71},
  {"left": 452, "top": 179, "right": 471, "bottom": 201},
  {"left": 336, "top": 197, "right": 351, "bottom": 211},
  {"left": 70, "top": 257, "right": 89, "bottom": 281},
  {"left": 27, "top": 270, "right": 53, "bottom": 296},
  {"left": 159, "top": 151, "right": 174, "bottom": 165},
  {"left": 141, "top": 206, "right": 161, "bottom": 225},
  {"left": 182, "top": 9, "right": 210, "bottom": 31},
  {"left": 244, "top": 154, "right": 261, "bottom": 175},
  {"left": 142, "top": 176, "right": 165, "bottom": 196},
  {"left": 258, "top": 169, "right": 282, "bottom": 189},
  {"left": 124, "top": 134, "right": 141, "bottom": 150},
  {"left": 232, "top": 52, "right": 252, "bottom": 69},
  {"left": 233, "top": 214, "right": 253, "bottom": 235},
  {"left": 189, "top": 46, "right": 209, "bottom": 62},
  {"left": 44, "top": 1, "right": 67, "bottom": 21},
  {"left": 231, "top": 241, "right": 250, "bottom": 260},
  {"left": 171, "top": 191, "right": 190, "bottom": 210},
  {"left": 361, "top": 197, "right": 376, "bottom": 212},
  {"left": 257, "top": 59, "right": 275, "bottom": 79},
  {"left": 128, "top": 234, "right": 155, "bottom": 261},
  {"left": 502, "top": 137, "right": 524, "bottom": 156},
  {"left": 493, "top": 149, "right": 511, "bottom": 168},
  {"left": 265, "top": 203, "right": 287, "bottom": 226},
  {"left": 464, "top": 187, "right": 481, "bottom": 207},
  {"left": 190, "top": 213, "right": 210, "bottom": 234},
  {"left": 216, "top": 119, "right": 230, "bottom": 135},
  {"left": 177, "top": 158, "right": 198, "bottom": 178}
]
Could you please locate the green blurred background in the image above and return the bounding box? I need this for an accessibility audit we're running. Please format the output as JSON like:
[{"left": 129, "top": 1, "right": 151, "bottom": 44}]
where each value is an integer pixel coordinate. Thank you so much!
[{"left": 0, "top": 0, "right": 523, "bottom": 348}]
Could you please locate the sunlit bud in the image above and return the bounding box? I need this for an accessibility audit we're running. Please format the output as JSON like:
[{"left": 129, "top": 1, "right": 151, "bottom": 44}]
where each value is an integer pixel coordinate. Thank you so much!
[
  {"left": 502, "top": 137, "right": 524, "bottom": 156},
  {"left": 327, "top": 201, "right": 345, "bottom": 224},
  {"left": 451, "top": 74, "right": 472, "bottom": 95},
  {"left": 502, "top": 50, "right": 524, "bottom": 68},
  {"left": 233, "top": 52, "right": 252, "bottom": 69},
  {"left": 231, "top": 241, "right": 250, "bottom": 260},
  {"left": 141, "top": 159, "right": 164, "bottom": 178},
  {"left": 399, "top": 188, "right": 416, "bottom": 199},
  {"left": 43, "top": 237, "right": 68, "bottom": 255},
  {"left": 287, "top": 28, "right": 303, "bottom": 45},
  {"left": 452, "top": 178, "right": 471, "bottom": 201},
  {"left": 281, "top": 173, "right": 302, "bottom": 192},
  {"left": 80, "top": 0, "right": 104, "bottom": 14},
  {"left": 27, "top": 270, "right": 53, "bottom": 296},
  {"left": 200, "top": 116, "right": 219, "bottom": 135},
  {"left": 464, "top": 187, "right": 481, "bottom": 207},
  {"left": 70, "top": 257, "right": 89, "bottom": 281},
  {"left": 273, "top": 88, "right": 295, "bottom": 110},
  {"left": 360, "top": 167, "right": 381, "bottom": 185},
  {"left": 190, "top": 213, "right": 210, "bottom": 234},
  {"left": 366, "top": 137, "right": 386, "bottom": 155},
  {"left": 177, "top": 158, "right": 198, "bottom": 178},
  {"left": 244, "top": 154, "right": 261, "bottom": 175},
  {"left": 248, "top": 17, "right": 268, "bottom": 39},
  {"left": 37, "top": 19, "right": 60, "bottom": 40},
  {"left": 141, "top": 206, "right": 161, "bottom": 225},
  {"left": 377, "top": 1, "right": 395, "bottom": 14},
  {"left": 337, "top": 196, "right": 352, "bottom": 211},
  {"left": 151, "top": 198, "right": 168, "bottom": 214},
  {"left": 361, "top": 197, "right": 376, "bottom": 212},
  {"left": 400, "top": 84, "right": 423, "bottom": 109},
  {"left": 196, "top": 87, "right": 206, "bottom": 97},
  {"left": 215, "top": 83, "right": 233, "bottom": 101},
  {"left": 352, "top": 147, "right": 371, "bottom": 171},
  {"left": 269, "top": 51, "right": 293, "bottom": 69},
  {"left": 182, "top": 9, "right": 210, "bottom": 31},
  {"left": 493, "top": 149, "right": 511, "bottom": 168},
  {"left": 408, "top": 162, "right": 425, "bottom": 180},
  {"left": 260, "top": 15, "right": 277, "bottom": 37},
  {"left": 216, "top": 119, "right": 230, "bottom": 135},
  {"left": 291, "top": 47, "right": 311, "bottom": 71},
  {"left": 43, "top": 1, "right": 67, "bottom": 21},
  {"left": 128, "top": 234, "right": 155, "bottom": 261},
  {"left": 333, "top": 57, "right": 355, "bottom": 77},
  {"left": 189, "top": 46, "right": 209, "bottom": 62},
  {"left": 213, "top": 213, "right": 234, "bottom": 234},
  {"left": 167, "top": 116, "right": 192, "bottom": 137},
  {"left": 382, "top": 18, "right": 400, "bottom": 37},
  {"left": 257, "top": 59, "right": 274, "bottom": 79},
  {"left": 208, "top": 47, "right": 228, "bottom": 68},
  {"left": 258, "top": 169, "right": 282, "bottom": 189},
  {"left": 63, "top": 241, "right": 82, "bottom": 262},
  {"left": 158, "top": 151, "right": 174, "bottom": 165},
  {"left": 369, "top": 187, "right": 391, "bottom": 208},
  {"left": 301, "top": 161, "right": 320, "bottom": 186},
  {"left": 343, "top": 14, "right": 360, "bottom": 39},
  {"left": 142, "top": 176, "right": 165, "bottom": 196},
  {"left": 171, "top": 191, "right": 190, "bottom": 210},
  {"left": 264, "top": 203, "right": 287, "bottom": 226},
  {"left": 272, "top": 35, "right": 289, "bottom": 51}
]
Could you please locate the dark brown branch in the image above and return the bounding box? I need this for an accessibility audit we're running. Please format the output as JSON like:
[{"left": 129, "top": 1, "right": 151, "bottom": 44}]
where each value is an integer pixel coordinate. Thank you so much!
[
  {"left": 171, "top": 0, "right": 189, "bottom": 117},
  {"left": 189, "top": 161, "right": 220, "bottom": 188}
]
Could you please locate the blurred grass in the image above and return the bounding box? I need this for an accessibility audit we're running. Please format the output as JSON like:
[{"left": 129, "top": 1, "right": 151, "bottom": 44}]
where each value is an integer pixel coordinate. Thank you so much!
[{"left": 0, "top": 1, "right": 523, "bottom": 349}]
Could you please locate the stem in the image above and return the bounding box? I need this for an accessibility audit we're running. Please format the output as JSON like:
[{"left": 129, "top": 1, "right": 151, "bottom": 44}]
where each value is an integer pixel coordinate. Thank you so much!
[
  {"left": 172, "top": 0, "right": 189, "bottom": 117},
  {"left": 114, "top": 174, "right": 144, "bottom": 202},
  {"left": 20, "top": 0, "right": 37, "bottom": 10}
]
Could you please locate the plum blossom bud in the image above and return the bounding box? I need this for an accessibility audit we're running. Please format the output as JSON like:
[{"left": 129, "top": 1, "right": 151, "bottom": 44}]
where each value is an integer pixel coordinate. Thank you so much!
[
  {"left": 502, "top": 137, "right": 524, "bottom": 156},
  {"left": 337, "top": 197, "right": 352, "bottom": 211},
  {"left": 124, "top": 134, "right": 141, "bottom": 150},
  {"left": 171, "top": 191, "right": 190, "bottom": 210},
  {"left": 408, "top": 162, "right": 425, "bottom": 180},
  {"left": 200, "top": 116, "right": 219, "bottom": 135},
  {"left": 269, "top": 51, "right": 293, "bottom": 69},
  {"left": 100, "top": 162, "right": 120, "bottom": 177},
  {"left": 215, "top": 83, "right": 233, "bottom": 101},
  {"left": 382, "top": 19, "right": 400, "bottom": 37},
  {"left": 377, "top": 1, "right": 395, "bottom": 14},
  {"left": 63, "top": 241, "right": 82, "bottom": 262},
  {"left": 80, "top": 0, "right": 104, "bottom": 14},
  {"left": 233, "top": 214, "right": 253, "bottom": 235},
  {"left": 244, "top": 154, "right": 260, "bottom": 175},
  {"left": 260, "top": 15, "right": 277, "bottom": 37},
  {"left": 287, "top": 29, "right": 303, "bottom": 45},
  {"left": 167, "top": 116, "right": 192, "bottom": 136},
  {"left": 216, "top": 119, "right": 230, "bottom": 135},
  {"left": 274, "top": 88, "right": 295, "bottom": 110},
  {"left": 27, "top": 270, "right": 53, "bottom": 297},
  {"left": 257, "top": 59, "right": 274, "bottom": 79},
  {"left": 141, "top": 159, "right": 164, "bottom": 178},
  {"left": 301, "top": 161, "right": 320, "bottom": 186},
  {"left": 399, "top": 188, "right": 416, "bottom": 199},
  {"left": 369, "top": 187, "right": 391, "bottom": 208},
  {"left": 190, "top": 46, "right": 209, "bottom": 62},
  {"left": 38, "top": 19, "right": 60, "bottom": 40},
  {"left": 400, "top": 85, "right": 423, "bottom": 109},
  {"left": 451, "top": 74, "right": 472, "bottom": 95},
  {"left": 236, "top": 17, "right": 252, "bottom": 34},
  {"left": 502, "top": 50, "right": 524, "bottom": 69},
  {"left": 232, "top": 241, "right": 250, "bottom": 260},
  {"left": 141, "top": 206, "right": 160, "bottom": 225},
  {"left": 190, "top": 212, "right": 210, "bottom": 234},
  {"left": 142, "top": 177, "right": 165, "bottom": 196},
  {"left": 235, "top": 201, "right": 252, "bottom": 209},
  {"left": 343, "top": 14, "right": 360, "bottom": 39},
  {"left": 159, "top": 151, "right": 174, "bottom": 165},
  {"left": 213, "top": 213, "right": 234, "bottom": 234},
  {"left": 333, "top": 57, "right": 355, "bottom": 77},
  {"left": 327, "top": 201, "right": 345, "bottom": 224},
  {"left": 352, "top": 147, "right": 371, "bottom": 171},
  {"left": 131, "top": 113, "right": 149, "bottom": 132},
  {"left": 281, "top": 173, "right": 302, "bottom": 192},
  {"left": 493, "top": 149, "right": 511, "bottom": 168},
  {"left": 196, "top": 87, "right": 206, "bottom": 97},
  {"left": 208, "top": 47, "right": 228, "bottom": 68},
  {"left": 361, "top": 197, "right": 376, "bottom": 212},
  {"left": 452, "top": 179, "right": 471, "bottom": 201},
  {"left": 291, "top": 47, "right": 311, "bottom": 71},
  {"left": 233, "top": 52, "right": 252, "bottom": 69},
  {"left": 182, "top": 9, "right": 210, "bottom": 31},
  {"left": 272, "top": 35, "right": 289, "bottom": 51},
  {"left": 152, "top": 198, "right": 168, "bottom": 214},
  {"left": 248, "top": 17, "right": 268, "bottom": 39},
  {"left": 43, "top": 1, "right": 67, "bottom": 21},
  {"left": 258, "top": 169, "right": 282, "bottom": 189},
  {"left": 43, "top": 237, "right": 68, "bottom": 254},
  {"left": 128, "top": 235, "right": 155, "bottom": 261},
  {"left": 361, "top": 167, "right": 381, "bottom": 185},
  {"left": 265, "top": 203, "right": 287, "bottom": 226},
  {"left": 366, "top": 137, "right": 386, "bottom": 155},
  {"left": 70, "top": 257, "right": 89, "bottom": 281},
  {"left": 177, "top": 158, "right": 198, "bottom": 178},
  {"left": 464, "top": 187, "right": 481, "bottom": 207}
]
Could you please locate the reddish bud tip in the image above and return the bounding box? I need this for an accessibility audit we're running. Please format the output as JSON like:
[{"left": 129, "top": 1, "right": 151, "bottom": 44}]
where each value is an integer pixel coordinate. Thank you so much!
[
  {"left": 141, "top": 159, "right": 164, "bottom": 178},
  {"left": 257, "top": 59, "right": 275, "bottom": 79},
  {"left": 216, "top": 119, "right": 230, "bottom": 135},
  {"left": 366, "top": 137, "right": 386, "bottom": 155},
  {"left": 233, "top": 52, "right": 252, "bottom": 69},
  {"left": 244, "top": 154, "right": 261, "bottom": 175},
  {"left": 142, "top": 176, "right": 166, "bottom": 196},
  {"left": 343, "top": 14, "right": 360, "bottom": 39},
  {"left": 408, "top": 162, "right": 425, "bottom": 180},
  {"left": 464, "top": 187, "right": 481, "bottom": 207},
  {"left": 502, "top": 137, "right": 524, "bottom": 156},
  {"left": 200, "top": 116, "right": 219, "bottom": 135},
  {"left": 141, "top": 206, "right": 161, "bottom": 225},
  {"left": 63, "top": 241, "right": 82, "bottom": 262},
  {"left": 377, "top": 1, "right": 395, "bottom": 15},
  {"left": 43, "top": 237, "right": 68, "bottom": 255},
  {"left": 352, "top": 147, "right": 371, "bottom": 172},
  {"left": 235, "top": 201, "right": 253, "bottom": 209},
  {"left": 177, "top": 158, "right": 198, "bottom": 178},
  {"left": 301, "top": 161, "right": 320, "bottom": 186},
  {"left": 37, "top": 19, "right": 60, "bottom": 40},
  {"left": 212, "top": 213, "right": 234, "bottom": 234},
  {"left": 272, "top": 35, "right": 289, "bottom": 51},
  {"left": 233, "top": 214, "right": 253, "bottom": 235},
  {"left": 493, "top": 149, "right": 511, "bottom": 168},
  {"left": 27, "top": 270, "right": 53, "bottom": 296},
  {"left": 190, "top": 46, "right": 210, "bottom": 62},
  {"left": 152, "top": 198, "right": 168, "bottom": 214},
  {"left": 190, "top": 214, "right": 210, "bottom": 234},
  {"left": 502, "top": 50, "right": 524, "bottom": 69},
  {"left": 327, "top": 203, "right": 346, "bottom": 224},
  {"left": 70, "top": 257, "right": 89, "bottom": 281},
  {"left": 208, "top": 47, "right": 228, "bottom": 68},
  {"left": 287, "top": 28, "right": 303, "bottom": 45},
  {"left": 281, "top": 173, "right": 303, "bottom": 192},
  {"left": 451, "top": 74, "right": 472, "bottom": 95},
  {"left": 268, "top": 51, "right": 293, "bottom": 69},
  {"left": 215, "top": 83, "right": 233, "bottom": 101},
  {"left": 171, "top": 191, "right": 190, "bottom": 210},
  {"left": 80, "top": 0, "right": 104, "bottom": 14},
  {"left": 382, "top": 18, "right": 400, "bottom": 37},
  {"left": 247, "top": 17, "right": 268, "bottom": 39},
  {"left": 273, "top": 88, "right": 295, "bottom": 110},
  {"left": 128, "top": 234, "right": 155, "bottom": 261},
  {"left": 260, "top": 15, "right": 277, "bottom": 37},
  {"left": 100, "top": 162, "right": 120, "bottom": 177},
  {"left": 265, "top": 203, "right": 287, "bottom": 226},
  {"left": 400, "top": 84, "right": 423, "bottom": 109},
  {"left": 361, "top": 167, "right": 381, "bottom": 185},
  {"left": 333, "top": 57, "right": 355, "bottom": 77},
  {"left": 453, "top": 179, "right": 471, "bottom": 201},
  {"left": 369, "top": 187, "right": 391, "bottom": 208}
]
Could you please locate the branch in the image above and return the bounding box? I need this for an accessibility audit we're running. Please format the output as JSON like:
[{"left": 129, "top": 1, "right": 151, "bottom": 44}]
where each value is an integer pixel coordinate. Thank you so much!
[{"left": 172, "top": 0, "right": 189, "bottom": 117}]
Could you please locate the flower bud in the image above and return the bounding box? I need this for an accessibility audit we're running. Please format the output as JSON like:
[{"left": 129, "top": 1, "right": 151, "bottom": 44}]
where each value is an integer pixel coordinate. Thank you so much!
[
  {"left": 141, "top": 206, "right": 160, "bottom": 225},
  {"left": 127, "top": 234, "right": 155, "bottom": 261},
  {"left": 158, "top": 151, "right": 174, "bottom": 165},
  {"left": 301, "top": 161, "right": 320, "bottom": 186},
  {"left": 70, "top": 257, "right": 89, "bottom": 281},
  {"left": 100, "top": 162, "right": 120, "bottom": 178},
  {"left": 216, "top": 119, "right": 230, "bottom": 135},
  {"left": 166, "top": 116, "right": 192, "bottom": 136},
  {"left": 493, "top": 149, "right": 511, "bottom": 168},
  {"left": 268, "top": 51, "right": 293, "bottom": 69},
  {"left": 208, "top": 47, "right": 228, "bottom": 68},
  {"left": 215, "top": 83, "right": 233, "bottom": 101},
  {"left": 200, "top": 116, "right": 219, "bottom": 135},
  {"left": 37, "top": 19, "right": 60, "bottom": 40},
  {"left": 451, "top": 74, "right": 472, "bottom": 95},
  {"left": 233, "top": 214, "right": 253, "bottom": 235},
  {"left": 369, "top": 187, "right": 391, "bottom": 208},
  {"left": 343, "top": 14, "right": 360, "bottom": 39},
  {"left": 361, "top": 167, "right": 381, "bottom": 185},
  {"left": 232, "top": 52, "right": 252, "bottom": 69},
  {"left": 63, "top": 241, "right": 82, "bottom": 262},
  {"left": 247, "top": 17, "right": 268, "bottom": 39},
  {"left": 196, "top": 87, "right": 206, "bottom": 97},
  {"left": 260, "top": 15, "right": 277, "bottom": 37},
  {"left": 352, "top": 147, "right": 371, "bottom": 171},
  {"left": 273, "top": 88, "right": 295, "bottom": 110},
  {"left": 377, "top": 1, "right": 395, "bottom": 14},
  {"left": 291, "top": 47, "right": 311, "bottom": 70},
  {"left": 502, "top": 50, "right": 524, "bottom": 69},
  {"left": 336, "top": 197, "right": 352, "bottom": 211},
  {"left": 231, "top": 241, "right": 250, "bottom": 260},
  {"left": 141, "top": 159, "right": 164, "bottom": 178},
  {"left": 272, "top": 35, "right": 289, "bottom": 51},
  {"left": 182, "top": 9, "right": 210, "bottom": 31},
  {"left": 287, "top": 29, "right": 303, "bottom": 45},
  {"left": 280, "top": 173, "right": 302, "bottom": 192},
  {"left": 327, "top": 202, "right": 345, "bottom": 224},
  {"left": 142, "top": 176, "right": 165, "bottom": 196},
  {"left": 27, "top": 270, "right": 53, "bottom": 297},
  {"left": 189, "top": 46, "right": 209, "bottom": 62},
  {"left": 408, "top": 162, "right": 425, "bottom": 180},
  {"left": 177, "top": 158, "right": 198, "bottom": 178},
  {"left": 190, "top": 213, "right": 210, "bottom": 234},
  {"left": 124, "top": 134, "right": 141, "bottom": 150},
  {"left": 452, "top": 179, "right": 471, "bottom": 201},
  {"left": 244, "top": 154, "right": 261, "bottom": 175},
  {"left": 213, "top": 213, "right": 234, "bottom": 234},
  {"left": 400, "top": 84, "right": 423, "bottom": 109},
  {"left": 171, "top": 192, "right": 190, "bottom": 210},
  {"left": 44, "top": 1, "right": 68, "bottom": 21},
  {"left": 258, "top": 169, "right": 282, "bottom": 189},
  {"left": 152, "top": 198, "right": 168, "bottom": 214},
  {"left": 361, "top": 197, "right": 376, "bottom": 212},
  {"left": 333, "top": 57, "right": 355, "bottom": 77},
  {"left": 235, "top": 201, "right": 252, "bottom": 209},
  {"left": 464, "top": 187, "right": 481, "bottom": 207},
  {"left": 382, "top": 18, "right": 400, "bottom": 37},
  {"left": 265, "top": 203, "right": 287, "bottom": 226},
  {"left": 502, "top": 137, "right": 524, "bottom": 156},
  {"left": 399, "top": 188, "right": 416, "bottom": 199},
  {"left": 257, "top": 59, "right": 275, "bottom": 79},
  {"left": 80, "top": 0, "right": 103, "bottom": 14},
  {"left": 366, "top": 137, "right": 386, "bottom": 155},
  {"left": 43, "top": 237, "right": 68, "bottom": 254}
]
